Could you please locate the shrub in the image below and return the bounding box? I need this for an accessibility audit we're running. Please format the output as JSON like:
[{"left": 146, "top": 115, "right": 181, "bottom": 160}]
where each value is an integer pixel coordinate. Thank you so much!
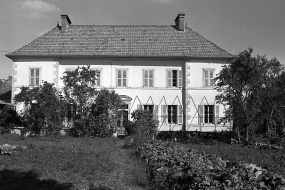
[
  {"left": 0, "top": 106, "right": 22, "bottom": 134},
  {"left": 131, "top": 109, "right": 159, "bottom": 145},
  {"left": 124, "top": 120, "right": 136, "bottom": 135},
  {"left": 138, "top": 141, "right": 285, "bottom": 190}
]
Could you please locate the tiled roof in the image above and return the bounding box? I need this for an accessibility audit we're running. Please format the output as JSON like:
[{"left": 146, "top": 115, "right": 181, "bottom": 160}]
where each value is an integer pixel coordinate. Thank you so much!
[{"left": 7, "top": 25, "right": 232, "bottom": 58}]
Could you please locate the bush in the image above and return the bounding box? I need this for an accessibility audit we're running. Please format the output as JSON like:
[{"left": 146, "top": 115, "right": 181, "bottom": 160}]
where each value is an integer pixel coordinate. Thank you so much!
[
  {"left": 138, "top": 141, "right": 285, "bottom": 190},
  {"left": 131, "top": 109, "right": 159, "bottom": 145},
  {"left": 0, "top": 106, "right": 22, "bottom": 134},
  {"left": 124, "top": 120, "right": 136, "bottom": 135}
]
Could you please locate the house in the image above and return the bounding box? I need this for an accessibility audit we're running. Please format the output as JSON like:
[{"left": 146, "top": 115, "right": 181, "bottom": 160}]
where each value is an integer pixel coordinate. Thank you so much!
[{"left": 6, "top": 13, "right": 233, "bottom": 132}]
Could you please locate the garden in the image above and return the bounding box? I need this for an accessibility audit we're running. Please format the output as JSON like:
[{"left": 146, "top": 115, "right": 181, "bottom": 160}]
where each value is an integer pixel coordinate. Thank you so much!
[{"left": 1, "top": 49, "right": 285, "bottom": 189}]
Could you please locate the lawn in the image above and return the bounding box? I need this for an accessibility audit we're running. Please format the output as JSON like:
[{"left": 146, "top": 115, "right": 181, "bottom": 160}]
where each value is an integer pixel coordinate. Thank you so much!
[
  {"left": 0, "top": 134, "right": 148, "bottom": 190},
  {"left": 178, "top": 140, "right": 285, "bottom": 177}
]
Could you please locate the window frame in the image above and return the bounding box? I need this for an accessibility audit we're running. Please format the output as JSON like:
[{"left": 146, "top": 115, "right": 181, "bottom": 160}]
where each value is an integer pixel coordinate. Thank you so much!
[
  {"left": 116, "top": 68, "right": 128, "bottom": 87},
  {"left": 29, "top": 68, "right": 41, "bottom": 86},
  {"left": 142, "top": 69, "right": 155, "bottom": 87},
  {"left": 161, "top": 105, "right": 183, "bottom": 125},
  {"left": 198, "top": 104, "right": 220, "bottom": 125},
  {"left": 202, "top": 68, "right": 215, "bottom": 87},
  {"left": 166, "top": 69, "right": 183, "bottom": 88}
]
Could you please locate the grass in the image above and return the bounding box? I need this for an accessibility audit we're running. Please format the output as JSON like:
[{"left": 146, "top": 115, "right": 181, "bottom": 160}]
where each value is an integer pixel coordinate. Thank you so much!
[
  {"left": 0, "top": 134, "right": 148, "bottom": 190},
  {"left": 178, "top": 140, "right": 285, "bottom": 177}
]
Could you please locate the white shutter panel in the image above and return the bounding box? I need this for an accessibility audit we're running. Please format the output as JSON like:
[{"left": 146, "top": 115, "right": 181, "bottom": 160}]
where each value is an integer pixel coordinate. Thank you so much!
[
  {"left": 178, "top": 105, "right": 183, "bottom": 124},
  {"left": 215, "top": 105, "right": 220, "bottom": 124},
  {"left": 198, "top": 105, "right": 204, "bottom": 124},
  {"left": 137, "top": 105, "right": 143, "bottom": 110},
  {"left": 162, "top": 105, "right": 167, "bottom": 124},
  {"left": 178, "top": 70, "right": 183, "bottom": 87},
  {"left": 167, "top": 70, "right": 172, "bottom": 87},
  {"left": 154, "top": 105, "right": 159, "bottom": 118}
]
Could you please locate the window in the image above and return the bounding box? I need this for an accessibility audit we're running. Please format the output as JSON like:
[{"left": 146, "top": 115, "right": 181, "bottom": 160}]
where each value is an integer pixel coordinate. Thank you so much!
[
  {"left": 203, "top": 69, "right": 215, "bottom": 87},
  {"left": 30, "top": 68, "right": 40, "bottom": 86},
  {"left": 198, "top": 104, "right": 219, "bottom": 124},
  {"left": 143, "top": 70, "right": 154, "bottom": 87},
  {"left": 93, "top": 70, "right": 101, "bottom": 86},
  {"left": 167, "top": 70, "right": 182, "bottom": 87},
  {"left": 161, "top": 105, "right": 183, "bottom": 124},
  {"left": 117, "top": 69, "right": 127, "bottom": 87}
]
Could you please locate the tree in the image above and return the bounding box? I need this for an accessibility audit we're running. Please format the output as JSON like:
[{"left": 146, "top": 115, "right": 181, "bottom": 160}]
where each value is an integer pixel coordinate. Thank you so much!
[
  {"left": 131, "top": 109, "right": 159, "bottom": 145},
  {"left": 14, "top": 81, "right": 66, "bottom": 136},
  {"left": 61, "top": 66, "right": 123, "bottom": 137},
  {"left": 61, "top": 65, "right": 99, "bottom": 136},
  {"left": 0, "top": 105, "right": 22, "bottom": 134},
  {"left": 215, "top": 49, "right": 282, "bottom": 142}
]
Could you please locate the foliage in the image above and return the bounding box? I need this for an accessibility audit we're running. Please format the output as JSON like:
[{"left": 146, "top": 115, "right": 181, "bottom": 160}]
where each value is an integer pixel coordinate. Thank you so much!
[
  {"left": 0, "top": 144, "right": 27, "bottom": 155},
  {"left": 0, "top": 105, "right": 22, "bottom": 133},
  {"left": 0, "top": 76, "right": 12, "bottom": 95},
  {"left": 61, "top": 65, "right": 98, "bottom": 129},
  {"left": 14, "top": 81, "right": 66, "bottom": 136},
  {"left": 138, "top": 140, "right": 285, "bottom": 190},
  {"left": 124, "top": 120, "right": 136, "bottom": 135},
  {"left": 66, "top": 87, "right": 123, "bottom": 137},
  {"left": 62, "top": 66, "right": 123, "bottom": 137},
  {"left": 215, "top": 48, "right": 284, "bottom": 141},
  {"left": 89, "top": 88, "right": 123, "bottom": 137},
  {"left": 131, "top": 109, "right": 159, "bottom": 145}
]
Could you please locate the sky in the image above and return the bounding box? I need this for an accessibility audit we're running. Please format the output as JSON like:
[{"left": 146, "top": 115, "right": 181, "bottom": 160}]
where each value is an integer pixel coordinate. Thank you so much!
[{"left": 0, "top": 0, "right": 284, "bottom": 80}]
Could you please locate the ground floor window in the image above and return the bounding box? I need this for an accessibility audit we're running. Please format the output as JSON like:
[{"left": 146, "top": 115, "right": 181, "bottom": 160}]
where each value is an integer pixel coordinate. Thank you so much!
[
  {"left": 161, "top": 105, "right": 182, "bottom": 124},
  {"left": 198, "top": 104, "right": 219, "bottom": 124}
]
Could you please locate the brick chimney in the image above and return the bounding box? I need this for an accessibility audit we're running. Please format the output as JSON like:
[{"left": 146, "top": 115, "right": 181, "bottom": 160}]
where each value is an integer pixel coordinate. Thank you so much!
[
  {"left": 61, "top": 14, "right": 72, "bottom": 32},
  {"left": 175, "top": 12, "right": 185, "bottom": 31}
]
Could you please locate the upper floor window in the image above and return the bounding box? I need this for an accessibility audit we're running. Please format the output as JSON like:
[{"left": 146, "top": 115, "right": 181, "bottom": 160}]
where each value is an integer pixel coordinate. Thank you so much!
[
  {"left": 143, "top": 70, "right": 154, "bottom": 87},
  {"left": 30, "top": 68, "right": 40, "bottom": 86},
  {"left": 90, "top": 69, "right": 101, "bottom": 86},
  {"left": 203, "top": 69, "right": 215, "bottom": 87},
  {"left": 167, "top": 69, "right": 182, "bottom": 87},
  {"left": 117, "top": 69, "right": 128, "bottom": 87}
]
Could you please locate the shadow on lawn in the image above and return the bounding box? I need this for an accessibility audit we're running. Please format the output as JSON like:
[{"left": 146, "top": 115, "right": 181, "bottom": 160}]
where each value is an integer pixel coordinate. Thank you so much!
[{"left": 0, "top": 169, "right": 73, "bottom": 190}]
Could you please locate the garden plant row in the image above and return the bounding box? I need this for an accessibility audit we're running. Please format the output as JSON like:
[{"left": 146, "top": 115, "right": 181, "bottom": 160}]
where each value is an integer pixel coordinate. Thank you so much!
[{"left": 137, "top": 141, "right": 285, "bottom": 190}]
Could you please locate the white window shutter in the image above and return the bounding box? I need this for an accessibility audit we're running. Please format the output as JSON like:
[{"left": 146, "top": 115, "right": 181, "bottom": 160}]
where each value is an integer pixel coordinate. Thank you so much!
[
  {"left": 137, "top": 105, "right": 143, "bottom": 110},
  {"left": 162, "top": 105, "right": 167, "bottom": 124},
  {"left": 178, "top": 105, "right": 183, "bottom": 124},
  {"left": 215, "top": 105, "right": 220, "bottom": 124},
  {"left": 198, "top": 105, "right": 204, "bottom": 124},
  {"left": 167, "top": 70, "right": 172, "bottom": 87},
  {"left": 154, "top": 105, "right": 159, "bottom": 118},
  {"left": 178, "top": 70, "right": 183, "bottom": 87},
  {"left": 202, "top": 70, "right": 205, "bottom": 87}
]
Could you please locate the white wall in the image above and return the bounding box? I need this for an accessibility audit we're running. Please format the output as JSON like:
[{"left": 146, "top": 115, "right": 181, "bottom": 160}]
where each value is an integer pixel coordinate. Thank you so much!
[{"left": 12, "top": 58, "right": 231, "bottom": 131}]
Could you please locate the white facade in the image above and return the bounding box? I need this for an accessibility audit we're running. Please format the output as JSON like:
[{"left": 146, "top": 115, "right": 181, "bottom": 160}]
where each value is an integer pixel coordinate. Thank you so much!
[{"left": 11, "top": 58, "right": 231, "bottom": 132}]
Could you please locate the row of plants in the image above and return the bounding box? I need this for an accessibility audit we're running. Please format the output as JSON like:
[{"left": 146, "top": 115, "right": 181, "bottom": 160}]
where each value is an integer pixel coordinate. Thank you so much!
[
  {"left": 137, "top": 140, "right": 285, "bottom": 190},
  {"left": 0, "top": 144, "right": 27, "bottom": 155}
]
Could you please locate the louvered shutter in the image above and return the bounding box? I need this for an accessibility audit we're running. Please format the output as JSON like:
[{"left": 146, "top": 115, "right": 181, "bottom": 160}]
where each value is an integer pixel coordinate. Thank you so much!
[
  {"left": 178, "top": 105, "right": 183, "bottom": 124},
  {"left": 149, "top": 70, "right": 154, "bottom": 87},
  {"left": 202, "top": 70, "right": 205, "bottom": 87},
  {"left": 178, "top": 70, "right": 183, "bottom": 87},
  {"left": 215, "top": 105, "right": 220, "bottom": 124},
  {"left": 96, "top": 70, "right": 101, "bottom": 86},
  {"left": 162, "top": 105, "right": 167, "bottom": 124},
  {"left": 35, "top": 69, "right": 40, "bottom": 85},
  {"left": 137, "top": 105, "right": 143, "bottom": 110},
  {"left": 198, "top": 105, "right": 204, "bottom": 124},
  {"left": 154, "top": 105, "right": 159, "bottom": 119},
  {"left": 167, "top": 70, "right": 172, "bottom": 87}
]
